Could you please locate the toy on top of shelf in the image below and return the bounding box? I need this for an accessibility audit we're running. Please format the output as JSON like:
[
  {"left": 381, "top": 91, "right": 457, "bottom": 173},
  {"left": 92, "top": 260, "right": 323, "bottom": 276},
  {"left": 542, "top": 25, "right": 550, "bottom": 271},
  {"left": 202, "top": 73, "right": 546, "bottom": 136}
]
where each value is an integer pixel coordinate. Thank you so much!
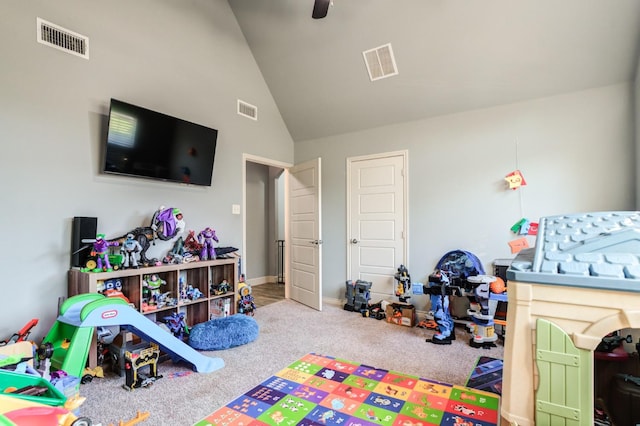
[
  {"left": 162, "top": 236, "right": 186, "bottom": 264},
  {"left": 143, "top": 274, "right": 166, "bottom": 306},
  {"left": 183, "top": 230, "right": 202, "bottom": 256},
  {"left": 198, "top": 227, "right": 218, "bottom": 261},
  {"left": 151, "top": 206, "right": 185, "bottom": 241},
  {"left": 394, "top": 264, "right": 411, "bottom": 303},
  {"left": 88, "top": 234, "right": 120, "bottom": 272},
  {"left": 120, "top": 234, "right": 142, "bottom": 269},
  {"left": 107, "top": 205, "right": 186, "bottom": 267}
]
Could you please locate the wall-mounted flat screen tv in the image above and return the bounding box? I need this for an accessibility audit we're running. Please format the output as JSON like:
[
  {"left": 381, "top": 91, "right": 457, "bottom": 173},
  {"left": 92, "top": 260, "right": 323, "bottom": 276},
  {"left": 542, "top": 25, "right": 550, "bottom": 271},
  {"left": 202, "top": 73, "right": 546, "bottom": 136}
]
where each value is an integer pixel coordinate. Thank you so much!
[{"left": 102, "top": 98, "right": 218, "bottom": 186}]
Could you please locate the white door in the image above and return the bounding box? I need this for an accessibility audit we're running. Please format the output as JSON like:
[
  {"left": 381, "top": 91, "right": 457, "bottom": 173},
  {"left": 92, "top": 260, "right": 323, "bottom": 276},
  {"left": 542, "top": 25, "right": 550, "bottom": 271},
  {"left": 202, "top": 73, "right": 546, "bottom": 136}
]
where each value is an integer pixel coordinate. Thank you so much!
[
  {"left": 348, "top": 152, "right": 407, "bottom": 303},
  {"left": 288, "top": 158, "right": 322, "bottom": 310}
]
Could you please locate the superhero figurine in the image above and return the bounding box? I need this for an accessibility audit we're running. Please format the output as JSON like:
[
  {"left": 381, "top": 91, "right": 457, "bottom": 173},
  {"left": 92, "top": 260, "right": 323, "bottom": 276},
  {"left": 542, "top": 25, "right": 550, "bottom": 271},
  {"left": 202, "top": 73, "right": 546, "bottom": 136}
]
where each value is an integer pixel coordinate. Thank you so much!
[
  {"left": 198, "top": 227, "right": 218, "bottom": 260},
  {"left": 121, "top": 234, "right": 142, "bottom": 269},
  {"left": 91, "top": 234, "right": 119, "bottom": 272}
]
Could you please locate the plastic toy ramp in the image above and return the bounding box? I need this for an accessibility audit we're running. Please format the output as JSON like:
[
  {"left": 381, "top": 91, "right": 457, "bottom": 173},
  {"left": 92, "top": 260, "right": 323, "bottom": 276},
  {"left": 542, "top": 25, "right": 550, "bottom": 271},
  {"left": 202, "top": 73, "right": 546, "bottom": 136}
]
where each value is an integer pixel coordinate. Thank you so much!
[{"left": 43, "top": 294, "right": 224, "bottom": 378}]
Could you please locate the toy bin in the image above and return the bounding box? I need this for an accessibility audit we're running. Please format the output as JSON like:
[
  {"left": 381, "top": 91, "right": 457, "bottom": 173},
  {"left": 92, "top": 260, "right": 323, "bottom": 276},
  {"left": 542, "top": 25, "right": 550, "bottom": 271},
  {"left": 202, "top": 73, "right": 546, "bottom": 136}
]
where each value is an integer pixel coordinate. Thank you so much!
[{"left": 0, "top": 369, "right": 66, "bottom": 407}]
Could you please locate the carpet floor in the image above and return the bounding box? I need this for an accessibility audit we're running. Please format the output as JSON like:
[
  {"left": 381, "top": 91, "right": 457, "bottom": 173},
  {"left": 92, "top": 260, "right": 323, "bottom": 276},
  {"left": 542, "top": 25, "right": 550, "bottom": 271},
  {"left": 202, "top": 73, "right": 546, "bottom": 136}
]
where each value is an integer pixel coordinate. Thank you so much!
[
  {"left": 196, "top": 352, "right": 501, "bottom": 426},
  {"left": 78, "top": 299, "right": 504, "bottom": 426}
]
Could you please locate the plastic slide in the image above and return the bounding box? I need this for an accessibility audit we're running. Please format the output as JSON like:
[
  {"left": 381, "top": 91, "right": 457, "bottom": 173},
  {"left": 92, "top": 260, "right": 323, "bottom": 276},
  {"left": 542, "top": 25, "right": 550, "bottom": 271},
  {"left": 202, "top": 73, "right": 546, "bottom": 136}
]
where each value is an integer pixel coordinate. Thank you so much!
[{"left": 41, "top": 294, "right": 224, "bottom": 378}]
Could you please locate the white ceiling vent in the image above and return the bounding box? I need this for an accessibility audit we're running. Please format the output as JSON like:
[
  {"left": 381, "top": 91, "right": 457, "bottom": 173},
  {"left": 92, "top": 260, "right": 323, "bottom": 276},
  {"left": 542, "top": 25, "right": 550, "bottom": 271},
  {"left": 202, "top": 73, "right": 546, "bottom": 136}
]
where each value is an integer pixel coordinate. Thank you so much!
[
  {"left": 362, "top": 43, "right": 398, "bottom": 81},
  {"left": 237, "top": 100, "right": 258, "bottom": 121},
  {"left": 36, "top": 18, "right": 89, "bottom": 59}
]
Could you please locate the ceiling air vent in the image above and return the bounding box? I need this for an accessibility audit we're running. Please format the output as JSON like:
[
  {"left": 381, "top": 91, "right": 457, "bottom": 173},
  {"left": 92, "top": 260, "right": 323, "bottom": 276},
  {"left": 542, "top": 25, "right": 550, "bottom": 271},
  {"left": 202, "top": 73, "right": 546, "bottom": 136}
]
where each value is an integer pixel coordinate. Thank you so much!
[
  {"left": 362, "top": 43, "right": 398, "bottom": 81},
  {"left": 36, "top": 17, "right": 89, "bottom": 59},
  {"left": 237, "top": 100, "right": 258, "bottom": 121}
]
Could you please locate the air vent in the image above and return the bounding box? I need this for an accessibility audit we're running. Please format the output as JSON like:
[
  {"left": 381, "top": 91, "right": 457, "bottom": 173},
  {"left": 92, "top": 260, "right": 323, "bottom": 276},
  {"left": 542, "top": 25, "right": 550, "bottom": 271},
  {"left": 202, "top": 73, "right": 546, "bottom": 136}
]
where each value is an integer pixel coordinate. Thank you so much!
[
  {"left": 237, "top": 100, "right": 258, "bottom": 121},
  {"left": 362, "top": 43, "right": 398, "bottom": 81},
  {"left": 36, "top": 18, "right": 89, "bottom": 59}
]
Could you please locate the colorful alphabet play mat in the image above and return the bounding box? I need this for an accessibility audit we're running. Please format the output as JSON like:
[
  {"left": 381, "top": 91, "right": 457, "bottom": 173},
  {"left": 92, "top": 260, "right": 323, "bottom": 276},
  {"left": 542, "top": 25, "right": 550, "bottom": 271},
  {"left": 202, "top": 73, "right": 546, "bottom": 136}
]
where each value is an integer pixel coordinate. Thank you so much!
[{"left": 195, "top": 353, "right": 501, "bottom": 426}]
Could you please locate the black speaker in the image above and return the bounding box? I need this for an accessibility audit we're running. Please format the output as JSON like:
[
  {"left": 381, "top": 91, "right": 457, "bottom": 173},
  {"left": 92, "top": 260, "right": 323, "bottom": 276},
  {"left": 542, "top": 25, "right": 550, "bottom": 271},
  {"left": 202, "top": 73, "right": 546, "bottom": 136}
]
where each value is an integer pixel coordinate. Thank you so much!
[{"left": 71, "top": 216, "right": 97, "bottom": 268}]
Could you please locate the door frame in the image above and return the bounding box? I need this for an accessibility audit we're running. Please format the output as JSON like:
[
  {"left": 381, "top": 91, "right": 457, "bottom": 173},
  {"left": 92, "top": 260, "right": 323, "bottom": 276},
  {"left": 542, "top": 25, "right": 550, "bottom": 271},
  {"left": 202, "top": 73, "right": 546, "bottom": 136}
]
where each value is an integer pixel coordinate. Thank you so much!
[
  {"left": 242, "top": 154, "right": 292, "bottom": 297},
  {"left": 346, "top": 150, "right": 409, "bottom": 286}
]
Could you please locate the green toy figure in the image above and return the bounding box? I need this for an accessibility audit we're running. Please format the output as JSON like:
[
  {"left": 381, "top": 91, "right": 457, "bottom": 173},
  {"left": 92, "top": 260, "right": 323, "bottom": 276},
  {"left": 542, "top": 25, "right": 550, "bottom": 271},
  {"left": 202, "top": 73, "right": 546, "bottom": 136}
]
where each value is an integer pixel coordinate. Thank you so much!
[{"left": 144, "top": 274, "right": 166, "bottom": 305}]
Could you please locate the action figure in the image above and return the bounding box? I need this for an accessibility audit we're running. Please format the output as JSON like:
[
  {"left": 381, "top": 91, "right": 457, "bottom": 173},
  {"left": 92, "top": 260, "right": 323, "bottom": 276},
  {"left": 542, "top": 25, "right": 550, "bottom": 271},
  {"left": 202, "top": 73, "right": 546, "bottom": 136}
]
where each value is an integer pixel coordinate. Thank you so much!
[
  {"left": 394, "top": 264, "right": 411, "bottom": 302},
  {"left": 120, "top": 234, "right": 142, "bottom": 269},
  {"left": 198, "top": 227, "right": 218, "bottom": 260},
  {"left": 144, "top": 274, "right": 166, "bottom": 305},
  {"left": 237, "top": 278, "right": 256, "bottom": 316},
  {"left": 91, "top": 234, "right": 119, "bottom": 272},
  {"left": 425, "top": 270, "right": 456, "bottom": 345},
  {"left": 164, "top": 312, "right": 189, "bottom": 340},
  {"left": 151, "top": 206, "right": 185, "bottom": 240}
]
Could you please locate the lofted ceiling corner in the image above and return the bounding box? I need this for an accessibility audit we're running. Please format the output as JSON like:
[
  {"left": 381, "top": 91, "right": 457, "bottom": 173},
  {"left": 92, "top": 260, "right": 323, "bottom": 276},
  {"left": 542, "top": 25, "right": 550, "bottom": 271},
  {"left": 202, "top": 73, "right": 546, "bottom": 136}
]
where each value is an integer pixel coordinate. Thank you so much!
[{"left": 228, "top": 0, "right": 640, "bottom": 143}]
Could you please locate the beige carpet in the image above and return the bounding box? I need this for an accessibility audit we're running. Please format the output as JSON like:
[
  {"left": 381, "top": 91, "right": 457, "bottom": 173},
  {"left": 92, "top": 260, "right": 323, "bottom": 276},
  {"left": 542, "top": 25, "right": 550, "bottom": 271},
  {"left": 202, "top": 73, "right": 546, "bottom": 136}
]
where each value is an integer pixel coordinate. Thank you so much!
[{"left": 79, "top": 299, "right": 503, "bottom": 425}]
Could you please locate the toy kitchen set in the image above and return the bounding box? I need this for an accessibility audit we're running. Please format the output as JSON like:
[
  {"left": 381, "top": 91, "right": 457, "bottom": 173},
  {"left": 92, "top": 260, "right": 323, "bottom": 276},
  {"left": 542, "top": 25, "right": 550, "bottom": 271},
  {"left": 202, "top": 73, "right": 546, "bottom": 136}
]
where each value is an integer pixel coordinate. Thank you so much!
[{"left": 502, "top": 211, "right": 640, "bottom": 425}]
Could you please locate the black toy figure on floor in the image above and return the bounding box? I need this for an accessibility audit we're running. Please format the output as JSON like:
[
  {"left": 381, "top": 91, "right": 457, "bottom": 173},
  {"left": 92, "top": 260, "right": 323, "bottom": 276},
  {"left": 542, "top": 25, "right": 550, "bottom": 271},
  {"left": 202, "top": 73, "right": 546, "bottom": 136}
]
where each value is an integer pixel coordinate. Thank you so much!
[{"left": 123, "top": 343, "right": 162, "bottom": 391}]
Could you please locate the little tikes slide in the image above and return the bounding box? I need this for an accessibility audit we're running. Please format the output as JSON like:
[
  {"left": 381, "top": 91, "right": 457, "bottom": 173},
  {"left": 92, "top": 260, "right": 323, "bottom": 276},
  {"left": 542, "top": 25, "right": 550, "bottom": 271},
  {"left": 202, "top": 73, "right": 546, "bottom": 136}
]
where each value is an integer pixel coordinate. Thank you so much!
[{"left": 40, "top": 293, "right": 224, "bottom": 378}]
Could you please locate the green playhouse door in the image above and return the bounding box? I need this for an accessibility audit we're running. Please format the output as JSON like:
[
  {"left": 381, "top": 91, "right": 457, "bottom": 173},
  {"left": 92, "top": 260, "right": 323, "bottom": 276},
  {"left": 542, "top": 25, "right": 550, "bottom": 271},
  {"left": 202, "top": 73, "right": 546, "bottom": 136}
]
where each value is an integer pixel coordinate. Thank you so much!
[{"left": 535, "top": 318, "right": 591, "bottom": 425}]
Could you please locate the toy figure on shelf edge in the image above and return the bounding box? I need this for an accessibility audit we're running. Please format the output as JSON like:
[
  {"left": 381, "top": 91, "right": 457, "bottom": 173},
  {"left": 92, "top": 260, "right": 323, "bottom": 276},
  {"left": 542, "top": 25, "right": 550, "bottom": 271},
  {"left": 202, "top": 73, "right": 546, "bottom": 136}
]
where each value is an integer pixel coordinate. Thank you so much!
[
  {"left": 90, "top": 234, "right": 119, "bottom": 272},
  {"left": 121, "top": 233, "right": 142, "bottom": 269},
  {"left": 106, "top": 205, "right": 186, "bottom": 267},
  {"left": 198, "top": 227, "right": 218, "bottom": 260}
]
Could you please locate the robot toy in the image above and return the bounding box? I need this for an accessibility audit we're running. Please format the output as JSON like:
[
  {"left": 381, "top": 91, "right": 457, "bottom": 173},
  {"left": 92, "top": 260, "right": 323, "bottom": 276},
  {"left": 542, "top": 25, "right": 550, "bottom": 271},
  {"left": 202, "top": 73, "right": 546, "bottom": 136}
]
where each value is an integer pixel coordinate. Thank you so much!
[
  {"left": 121, "top": 233, "right": 142, "bottom": 269},
  {"left": 163, "top": 312, "right": 189, "bottom": 340},
  {"left": 425, "top": 269, "right": 457, "bottom": 345},
  {"left": 198, "top": 227, "right": 218, "bottom": 260},
  {"left": 394, "top": 264, "right": 411, "bottom": 302}
]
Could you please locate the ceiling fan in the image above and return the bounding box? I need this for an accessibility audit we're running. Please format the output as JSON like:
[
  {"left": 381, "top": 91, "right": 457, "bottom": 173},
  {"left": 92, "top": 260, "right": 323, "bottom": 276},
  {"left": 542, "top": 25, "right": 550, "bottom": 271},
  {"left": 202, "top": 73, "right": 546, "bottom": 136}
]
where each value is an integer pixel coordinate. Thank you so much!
[{"left": 312, "top": 0, "right": 331, "bottom": 19}]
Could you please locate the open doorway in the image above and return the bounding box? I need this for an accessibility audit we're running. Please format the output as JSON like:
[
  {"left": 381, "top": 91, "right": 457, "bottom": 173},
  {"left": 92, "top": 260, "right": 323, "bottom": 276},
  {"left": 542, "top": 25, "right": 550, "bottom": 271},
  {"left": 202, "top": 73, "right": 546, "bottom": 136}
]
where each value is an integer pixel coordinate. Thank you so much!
[{"left": 243, "top": 155, "right": 288, "bottom": 307}]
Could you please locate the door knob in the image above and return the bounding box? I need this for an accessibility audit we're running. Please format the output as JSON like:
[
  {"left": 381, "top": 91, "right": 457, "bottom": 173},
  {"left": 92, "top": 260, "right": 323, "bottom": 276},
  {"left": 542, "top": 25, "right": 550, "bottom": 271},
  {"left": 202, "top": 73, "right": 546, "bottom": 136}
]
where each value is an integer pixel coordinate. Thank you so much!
[
  {"left": 351, "top": 238, "right": 359, "bottom": 244},
  {"left": 309, "top": 240, "right": 323, "bottom": 245}
]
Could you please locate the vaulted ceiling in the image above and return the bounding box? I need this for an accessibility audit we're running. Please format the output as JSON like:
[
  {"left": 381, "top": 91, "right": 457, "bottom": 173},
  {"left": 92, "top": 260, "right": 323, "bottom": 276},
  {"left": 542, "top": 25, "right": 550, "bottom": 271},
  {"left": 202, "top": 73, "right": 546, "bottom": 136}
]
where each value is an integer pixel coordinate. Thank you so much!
[{"left": 228, "top": 0, "right": 640, "bottom": 143}]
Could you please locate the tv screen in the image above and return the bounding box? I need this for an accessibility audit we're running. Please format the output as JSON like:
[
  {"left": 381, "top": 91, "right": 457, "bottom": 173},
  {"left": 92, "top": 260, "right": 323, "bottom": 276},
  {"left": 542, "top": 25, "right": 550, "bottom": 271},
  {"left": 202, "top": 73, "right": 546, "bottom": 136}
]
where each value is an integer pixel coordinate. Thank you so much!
[{"left": 102, "top": 98, "right": 218, "bottom": 186}]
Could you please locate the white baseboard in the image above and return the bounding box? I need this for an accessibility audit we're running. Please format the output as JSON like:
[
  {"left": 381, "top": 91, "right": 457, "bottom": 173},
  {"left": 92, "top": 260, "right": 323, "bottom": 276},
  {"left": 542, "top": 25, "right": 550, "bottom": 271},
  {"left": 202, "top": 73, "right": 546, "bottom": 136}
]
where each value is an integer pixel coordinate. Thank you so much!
[{"left": 246, "top": 276, "right": 277, "bottom": 286}]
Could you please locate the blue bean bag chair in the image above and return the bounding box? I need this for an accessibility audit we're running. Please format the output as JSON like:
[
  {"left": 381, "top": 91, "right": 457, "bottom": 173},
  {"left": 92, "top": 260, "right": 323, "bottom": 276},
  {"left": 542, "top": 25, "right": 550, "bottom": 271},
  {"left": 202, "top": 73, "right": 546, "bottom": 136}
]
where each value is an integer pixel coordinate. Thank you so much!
[{"left": 188, "top": 314, "right": 259, "bottom": 350}]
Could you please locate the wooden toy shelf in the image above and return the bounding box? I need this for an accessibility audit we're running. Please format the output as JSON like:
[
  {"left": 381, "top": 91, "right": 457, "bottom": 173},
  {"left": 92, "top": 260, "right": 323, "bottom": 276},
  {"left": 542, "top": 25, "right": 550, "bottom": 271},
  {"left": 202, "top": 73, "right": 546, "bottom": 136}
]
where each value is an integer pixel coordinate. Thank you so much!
[{"left": 67, "top": 257, "right": 238, "bottom": 368}]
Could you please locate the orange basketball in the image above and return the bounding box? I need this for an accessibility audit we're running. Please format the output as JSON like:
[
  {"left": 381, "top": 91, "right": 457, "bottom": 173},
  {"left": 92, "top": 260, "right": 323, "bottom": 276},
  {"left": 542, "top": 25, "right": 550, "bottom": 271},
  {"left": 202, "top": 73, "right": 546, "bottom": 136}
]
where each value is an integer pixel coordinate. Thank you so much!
[{"left": 490, "top": 277, "right": 506, "bottom": 294}]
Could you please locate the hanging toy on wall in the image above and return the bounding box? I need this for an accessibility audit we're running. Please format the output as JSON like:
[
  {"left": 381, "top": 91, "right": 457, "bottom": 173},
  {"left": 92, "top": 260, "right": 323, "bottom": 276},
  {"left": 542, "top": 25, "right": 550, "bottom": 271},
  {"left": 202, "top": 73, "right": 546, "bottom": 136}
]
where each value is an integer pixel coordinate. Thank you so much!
[{"left": 505, "top": 169, "right": 527, "bottom": 190}]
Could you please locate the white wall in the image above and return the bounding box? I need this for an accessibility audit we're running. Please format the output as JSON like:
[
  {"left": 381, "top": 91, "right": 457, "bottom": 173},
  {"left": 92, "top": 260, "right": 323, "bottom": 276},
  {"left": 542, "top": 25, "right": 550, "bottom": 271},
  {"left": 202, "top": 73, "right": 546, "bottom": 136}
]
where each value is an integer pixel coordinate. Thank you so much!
[
  {"left": 0, "top": 0, "right": 294, "bottom": 341},
  {"left": 296, "top": 83, "right": 635, "bottom": 309}
]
